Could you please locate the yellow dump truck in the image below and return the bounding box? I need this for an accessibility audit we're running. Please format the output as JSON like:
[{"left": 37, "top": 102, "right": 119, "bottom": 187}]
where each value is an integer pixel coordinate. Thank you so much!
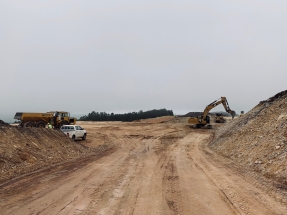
[{"left": 14, "top": 111, "right": 76, "bottom": 128}]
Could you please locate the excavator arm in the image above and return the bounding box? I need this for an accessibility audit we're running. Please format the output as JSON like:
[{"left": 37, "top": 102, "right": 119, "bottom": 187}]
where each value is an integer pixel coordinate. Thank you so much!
[
  {"left": 188, "top": 96, "right": 235, "bottom": 128},
  {"left": 203, "top": 97, "right": 235, "bottom": 119}
]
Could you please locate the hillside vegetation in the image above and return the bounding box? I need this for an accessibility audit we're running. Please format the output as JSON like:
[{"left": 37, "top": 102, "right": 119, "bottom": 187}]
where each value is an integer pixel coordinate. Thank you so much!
[{"left": 79, "top": 109, "right": 173, "bottom": 122}]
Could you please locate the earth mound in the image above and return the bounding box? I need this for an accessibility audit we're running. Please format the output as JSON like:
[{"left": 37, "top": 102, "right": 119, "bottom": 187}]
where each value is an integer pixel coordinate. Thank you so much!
[
  {"left": 0, "top": 127, "right": 93, "bottom": 185},
  {"left": 0, "top": 120, "right": 10, "bottom": 126},
  {"left": 210, "top": 90, "right": 287, "bottom": 187}
]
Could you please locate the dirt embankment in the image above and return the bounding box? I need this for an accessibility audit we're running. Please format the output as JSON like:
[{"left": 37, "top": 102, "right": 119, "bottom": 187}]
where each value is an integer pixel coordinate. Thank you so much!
[
  {"left": 0, "top": 120, "right": 10, "bottom": 126},
  {"left": 0, "top": 126, "right": 95, "bottom": 185},
  {"left": 210, "top": 90, "right": 287, "bottom": 187}
]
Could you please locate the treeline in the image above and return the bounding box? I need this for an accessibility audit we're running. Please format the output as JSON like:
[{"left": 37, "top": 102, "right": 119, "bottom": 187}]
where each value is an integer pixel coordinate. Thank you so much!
[{"left": 79, "top": 109, "right": 174, "bottom": 122}]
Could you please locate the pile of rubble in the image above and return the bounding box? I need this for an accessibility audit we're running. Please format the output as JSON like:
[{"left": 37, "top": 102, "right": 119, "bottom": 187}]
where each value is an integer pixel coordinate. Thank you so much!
[
  {"left": 0, "top": 126, "right": 94, "bottom": 184},
  {"left": 210, "top": 90, "right": 287, "bottom": 186}
]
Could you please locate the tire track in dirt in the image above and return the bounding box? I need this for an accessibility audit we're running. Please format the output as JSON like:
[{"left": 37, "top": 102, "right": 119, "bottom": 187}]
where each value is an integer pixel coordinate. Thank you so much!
[
  {"left": 189, "top": 132, "right": 287, "bottom": 215},
  {"left": 0, "top": 146, "right": 117, "bottom": 213},
  {"left": 62, "top": 137, "right": 140, "bottom": 214},
  {"left": 192, "top": 158, "right": 246, "bottom": 215},
  {"left": 73, "top": 135, "right": 154, "bottom": 214},
  {"left": 191, "top": 135, "right": 254, "bottom": 215},
  {"left": 202, "top": 140, "right": 287, "bottom": 209},
  {"left": 163, "top": 158, "right": 183, "bottom": 215},
  {"left": 125, "top": 132, "right": 185, "bottom": 215}
]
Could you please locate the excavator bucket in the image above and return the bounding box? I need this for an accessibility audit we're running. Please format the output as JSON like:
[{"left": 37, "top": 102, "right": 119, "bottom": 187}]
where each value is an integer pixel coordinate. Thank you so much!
[{"left": 230, "top": 111, "right": 236, "bottom": 119}]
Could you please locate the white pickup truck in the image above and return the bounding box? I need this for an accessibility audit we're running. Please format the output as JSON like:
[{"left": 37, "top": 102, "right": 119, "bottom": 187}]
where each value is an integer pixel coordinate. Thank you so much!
[{"left": 60, "top": 125, "right": 87, "bottom": 141}]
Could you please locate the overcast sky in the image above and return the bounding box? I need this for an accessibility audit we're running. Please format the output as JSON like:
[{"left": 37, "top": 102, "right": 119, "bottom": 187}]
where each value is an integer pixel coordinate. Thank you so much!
[{"left": 1, "top": 1, "right": 287, "bottom": 122}]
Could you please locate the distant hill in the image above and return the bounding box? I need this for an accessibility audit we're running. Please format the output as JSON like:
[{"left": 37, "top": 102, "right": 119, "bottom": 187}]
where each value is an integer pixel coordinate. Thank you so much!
[{"left": 79, "top": 109, "right": 174, "bottom": 122}]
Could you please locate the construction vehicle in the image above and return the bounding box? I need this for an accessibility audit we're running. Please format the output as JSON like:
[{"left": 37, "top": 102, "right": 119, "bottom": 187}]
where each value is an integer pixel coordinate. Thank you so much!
[
  {"left": 188, "top": 97, "right": 235, "bottom": 128},
  {"left": 215, "top": 113, "right": 226, "bottom": 123},
  {"left": 14, "top": 111, "right": 76, "bottom": 128}
]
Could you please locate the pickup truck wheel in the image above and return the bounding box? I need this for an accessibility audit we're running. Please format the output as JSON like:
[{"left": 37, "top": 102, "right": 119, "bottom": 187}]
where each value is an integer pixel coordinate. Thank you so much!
[
  {"left": 82, "top": 133, "right": 86, "bottom": 140},
  {"left": 25, "top": 121, "right": 35, "bottom": 128},
  {"left": 72, "top": 135, "right": 76, "bottom": 141},
  {"left": 36, "top": 121, "right": 46, "bottom": 128}
]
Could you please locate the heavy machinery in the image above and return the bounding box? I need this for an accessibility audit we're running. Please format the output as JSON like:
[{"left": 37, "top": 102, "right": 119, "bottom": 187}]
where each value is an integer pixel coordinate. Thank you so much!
[
  {"left": 188, "top": 97, "right": 235, "bottom": 128},
  {"left": 14, "top": 111, "right": 76, "bottom": 128},
  {"left": 215, "top": 113, "right": 226, "bottom": 123}
]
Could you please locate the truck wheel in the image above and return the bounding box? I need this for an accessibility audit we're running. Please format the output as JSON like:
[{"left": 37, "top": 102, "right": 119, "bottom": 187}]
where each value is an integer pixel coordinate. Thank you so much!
[
  {"left": 36, "top": 121, "right": 46, "bottom": 128},
  {"left": 59, "top": 121, "right": 69, "bottom": 128},
  {"left": 82, "top": 133, "right": 86, "bottom": 140},
  {"left": 25, "top": 121, "right": 35, "bottom": 128},
  {"left": 72, "top": 135, "right": 76, "bottom": 141}
]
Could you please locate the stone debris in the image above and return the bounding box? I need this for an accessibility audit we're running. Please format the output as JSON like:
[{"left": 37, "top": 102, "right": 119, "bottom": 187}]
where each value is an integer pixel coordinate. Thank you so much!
[
  {"left": 255, "top": 160, "right": 262, "bottom": 164},
  {"left": 210, "top": 90, "right": 287, "bottom": 186}
]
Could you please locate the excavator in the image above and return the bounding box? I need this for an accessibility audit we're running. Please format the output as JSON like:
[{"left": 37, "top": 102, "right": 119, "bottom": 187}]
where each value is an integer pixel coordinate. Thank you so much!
[{"left": 188, "top": 97, "right": 235, "bottom": 129}]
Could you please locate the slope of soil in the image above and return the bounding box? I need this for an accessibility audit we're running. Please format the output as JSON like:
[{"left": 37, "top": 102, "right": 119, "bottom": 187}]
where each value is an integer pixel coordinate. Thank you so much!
[
  {"left": 210, "top": 90, "right": 287, "bottom": 202},
  {"left": 0, "top": 126, "right": 94, "bottom": 185},
  {"left": 0, "top": 120, "right": 10, "bottom": 126}
]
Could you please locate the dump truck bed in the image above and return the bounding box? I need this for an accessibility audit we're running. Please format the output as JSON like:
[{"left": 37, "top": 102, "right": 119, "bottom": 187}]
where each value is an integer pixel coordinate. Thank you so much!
[{"left": 14, "top": 112, "right": 54, "bottom": 120}]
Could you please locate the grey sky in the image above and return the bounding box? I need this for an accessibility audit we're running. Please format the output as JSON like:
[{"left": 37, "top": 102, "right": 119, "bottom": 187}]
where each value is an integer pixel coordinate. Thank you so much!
[{"left": 1, "top": 1, "right": 287, "bottom": 122}]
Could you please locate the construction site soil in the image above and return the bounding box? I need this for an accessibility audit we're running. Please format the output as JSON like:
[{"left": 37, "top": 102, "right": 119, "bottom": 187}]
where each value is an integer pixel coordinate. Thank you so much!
[
  {"left": 210, "top": 90, "right": 287, "bottom": 205},
  {"left": 0, "top": 125, "right": 103, "bottom": 185},
  {"left": 1, "top": 92, "right": 287, "bottom": 214}
]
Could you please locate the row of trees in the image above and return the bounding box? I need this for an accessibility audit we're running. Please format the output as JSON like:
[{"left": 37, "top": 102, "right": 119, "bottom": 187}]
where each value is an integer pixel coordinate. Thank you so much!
[{"left": 79, "top": 109, "right": 174, "bottom": 122}]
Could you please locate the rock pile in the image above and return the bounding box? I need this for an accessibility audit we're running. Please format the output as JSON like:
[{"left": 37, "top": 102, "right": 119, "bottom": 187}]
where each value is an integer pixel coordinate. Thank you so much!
[{"left": 210, "top": 90, "right": 287, "bottom": 187}]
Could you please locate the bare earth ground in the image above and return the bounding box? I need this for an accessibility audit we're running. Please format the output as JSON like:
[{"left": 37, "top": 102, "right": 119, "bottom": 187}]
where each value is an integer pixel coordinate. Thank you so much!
[{"left": 1, "top": 120, "right": 287, "bottom": 215}]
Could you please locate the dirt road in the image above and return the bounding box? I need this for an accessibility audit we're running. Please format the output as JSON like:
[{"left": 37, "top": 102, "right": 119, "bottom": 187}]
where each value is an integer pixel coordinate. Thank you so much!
[{"left": 0, "top": 121, "right": 286, "bottom": 214}]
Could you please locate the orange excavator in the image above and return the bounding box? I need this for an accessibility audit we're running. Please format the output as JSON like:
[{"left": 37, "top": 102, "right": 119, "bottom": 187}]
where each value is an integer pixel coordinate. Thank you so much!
[{"left": 188, "top": 97, "right": 235, "bottom": 128}]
